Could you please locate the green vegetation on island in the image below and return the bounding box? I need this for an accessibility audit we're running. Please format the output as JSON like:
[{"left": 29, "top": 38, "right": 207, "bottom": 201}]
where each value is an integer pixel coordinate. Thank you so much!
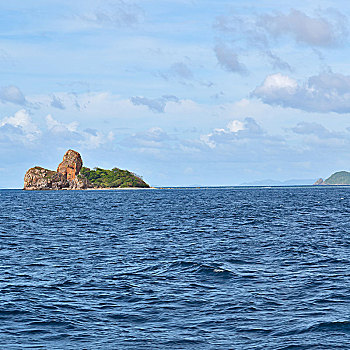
[
  {"left": 324, "top": 171, "right": 350, "bottom": 185},
  {"left": 314, "top": 171, "right": 350, "bottom": 185},
  {"left": 79, "top": 167, "right": 150, "bottom": 188}
]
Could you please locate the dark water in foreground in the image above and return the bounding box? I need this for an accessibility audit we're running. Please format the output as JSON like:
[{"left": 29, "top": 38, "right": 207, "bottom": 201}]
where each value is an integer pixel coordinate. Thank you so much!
[{"left": 1, "top": 187, "right": 350, "bottom": 349}]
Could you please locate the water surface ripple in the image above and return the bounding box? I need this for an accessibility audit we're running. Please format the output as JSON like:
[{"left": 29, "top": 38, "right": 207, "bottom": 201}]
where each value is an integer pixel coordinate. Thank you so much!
[{"left": 1, "top": 187, "right": 350, "bottom": 349}]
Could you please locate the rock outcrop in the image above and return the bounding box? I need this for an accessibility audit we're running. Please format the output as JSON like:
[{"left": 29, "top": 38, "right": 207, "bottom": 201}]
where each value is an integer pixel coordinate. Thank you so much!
[
  {"left": 313, "top": 178, "right": 324, "bottom": 185},
  {"left": 24, "top": 167, "right": 69, "bottom": 190},
  {"left": 23, "top": 150, "right": 93, "bottom": 190},
  {"left": 57, "top": 149, "right": 82, "bottom": 181}
]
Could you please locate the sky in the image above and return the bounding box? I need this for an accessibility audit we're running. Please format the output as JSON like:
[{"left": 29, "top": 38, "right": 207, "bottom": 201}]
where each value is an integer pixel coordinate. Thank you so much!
[{"left": 1, "top": 0, "right": 350, "bottom": 187}]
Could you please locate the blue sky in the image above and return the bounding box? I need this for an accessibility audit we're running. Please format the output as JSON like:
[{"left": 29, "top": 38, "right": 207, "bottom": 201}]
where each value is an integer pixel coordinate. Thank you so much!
[{"left": 1, "top": 0, "right": 350, "bottom": 187}]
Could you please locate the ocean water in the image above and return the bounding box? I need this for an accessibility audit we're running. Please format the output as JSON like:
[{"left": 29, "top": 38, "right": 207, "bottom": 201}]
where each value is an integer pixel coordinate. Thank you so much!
[{"left": 1, "top": 187, "right": 350, "bottom": 349}]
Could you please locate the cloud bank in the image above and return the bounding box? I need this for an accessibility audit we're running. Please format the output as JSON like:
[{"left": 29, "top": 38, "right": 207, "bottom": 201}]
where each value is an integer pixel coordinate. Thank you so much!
[
  {"left": 259, "top": 9, "right": 347, "bottom": 47},
  {"left": 214, "top": 8, "right": 348, "bottom": 73},
  {"left": 252, "top": 71, "right": 350, "bottom": 113}
]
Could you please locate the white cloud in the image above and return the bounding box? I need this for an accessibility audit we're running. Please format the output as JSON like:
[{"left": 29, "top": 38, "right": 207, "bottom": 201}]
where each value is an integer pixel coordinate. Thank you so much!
[
  {"left": 46, "top": 114, "right": 78, "bottom": 133},
  {"left": 80, "top": 130, "right": 114, "bottom": 149},
  {"left": 45, "top": 114, "right": 114, "bottom": 149},
  {"left": 252, "top": 71, "right": 350, "bottom": 113},
  {"left": 0, "top": 109, "right": 40, "bottom": 142},
  {"left": 200, "top": 117, "right": 264, "bottom": 149},
  {"left": 261, "top": 73, "right": 298, "bottom": 90},
  {"left": 252, "top": 73, "right": 298, "bottom": 102},
  {"left": 227, "top": 120, "right": 245, "bottom": 133}
]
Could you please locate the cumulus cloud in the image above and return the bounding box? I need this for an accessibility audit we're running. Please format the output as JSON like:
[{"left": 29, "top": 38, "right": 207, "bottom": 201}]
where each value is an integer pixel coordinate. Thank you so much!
[
  {"left": 0, "top": 85, "right": 27, "bottom": 105},
  {"left": 252, "top": 71, "right": 350, "bottom": 113},
  {"left": 130, "top": 95, "right": 179, "bottom": 113},
  {"left": 227, "top": 120, "right": 245, "bottom": 133},
  {"left": 252, "top": 73, "right": 298, "bottom": 102},
  {"left": 0, "top": 109, "right": 40, "bottom": 142},
  {"left": 259, "top": 9, "right": 347, "bottom": 47},
  {"left": 214, "top": 43, "right": 247, "bottom": 75},
  {"left": 200, "top": 117, "right": 264, "bottom": 149}
]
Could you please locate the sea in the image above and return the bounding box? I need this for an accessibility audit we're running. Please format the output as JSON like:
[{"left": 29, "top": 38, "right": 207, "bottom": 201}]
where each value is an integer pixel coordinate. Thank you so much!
[{"left": 1, "top": 187, "right": 350, "bottom": 349}]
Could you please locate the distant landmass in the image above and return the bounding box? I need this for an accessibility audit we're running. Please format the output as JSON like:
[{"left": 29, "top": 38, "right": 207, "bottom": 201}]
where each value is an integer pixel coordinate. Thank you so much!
[
  {"left": 240, "top": 179, "right": 317, "bottom": 186},
  {"left": 314, "top": 171, "right": 350, "bottom": 185},
  {"left": 23, "top": 149, "right": 150, "bottom": 190}
]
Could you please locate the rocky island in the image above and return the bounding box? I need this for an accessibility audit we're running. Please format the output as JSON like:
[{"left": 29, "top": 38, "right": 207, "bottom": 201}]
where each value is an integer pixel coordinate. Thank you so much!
[
  {"left": 23, "top": 150, "right": 150, "bottom": 190},
  {"left": 313, "top": 171, "right": 350, "bottom": 185}
]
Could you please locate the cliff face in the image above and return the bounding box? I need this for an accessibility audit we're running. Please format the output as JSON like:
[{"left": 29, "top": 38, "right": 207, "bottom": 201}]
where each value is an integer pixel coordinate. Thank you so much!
[
  {"left": 24, "top": 167, "right": 69, "bottom": 190},
  {"left": 57, "top": 150, "right": 83, "bottom": 181},
  {"left": 23, "top": 150, "right": 93, "bottom": 190}
]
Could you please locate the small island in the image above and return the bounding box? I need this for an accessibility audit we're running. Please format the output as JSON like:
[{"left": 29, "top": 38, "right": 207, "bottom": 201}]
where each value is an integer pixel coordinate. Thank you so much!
[
  {"left": 23, "top": 149, "right": 150, "bottom": 190},
  {"left": 313, "top": 171, "right": 350, "bottom": 185}
]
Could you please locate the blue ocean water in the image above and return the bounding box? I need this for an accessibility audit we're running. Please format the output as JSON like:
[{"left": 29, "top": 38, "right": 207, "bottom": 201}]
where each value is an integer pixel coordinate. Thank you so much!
[{"left": 1, "top": 187, "right": 350, "bottom": 349}]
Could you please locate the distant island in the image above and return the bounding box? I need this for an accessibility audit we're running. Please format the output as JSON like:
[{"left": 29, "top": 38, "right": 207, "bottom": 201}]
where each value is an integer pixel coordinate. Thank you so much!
[
  {"left": 314, "top": 171, "right": 350, "bottom": 185},
  {"left": 23, "top": 149, "right": 150, "bottom": 190},
  {"left": 241, "top": 178, "right": 317, "bottom": 186}
]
